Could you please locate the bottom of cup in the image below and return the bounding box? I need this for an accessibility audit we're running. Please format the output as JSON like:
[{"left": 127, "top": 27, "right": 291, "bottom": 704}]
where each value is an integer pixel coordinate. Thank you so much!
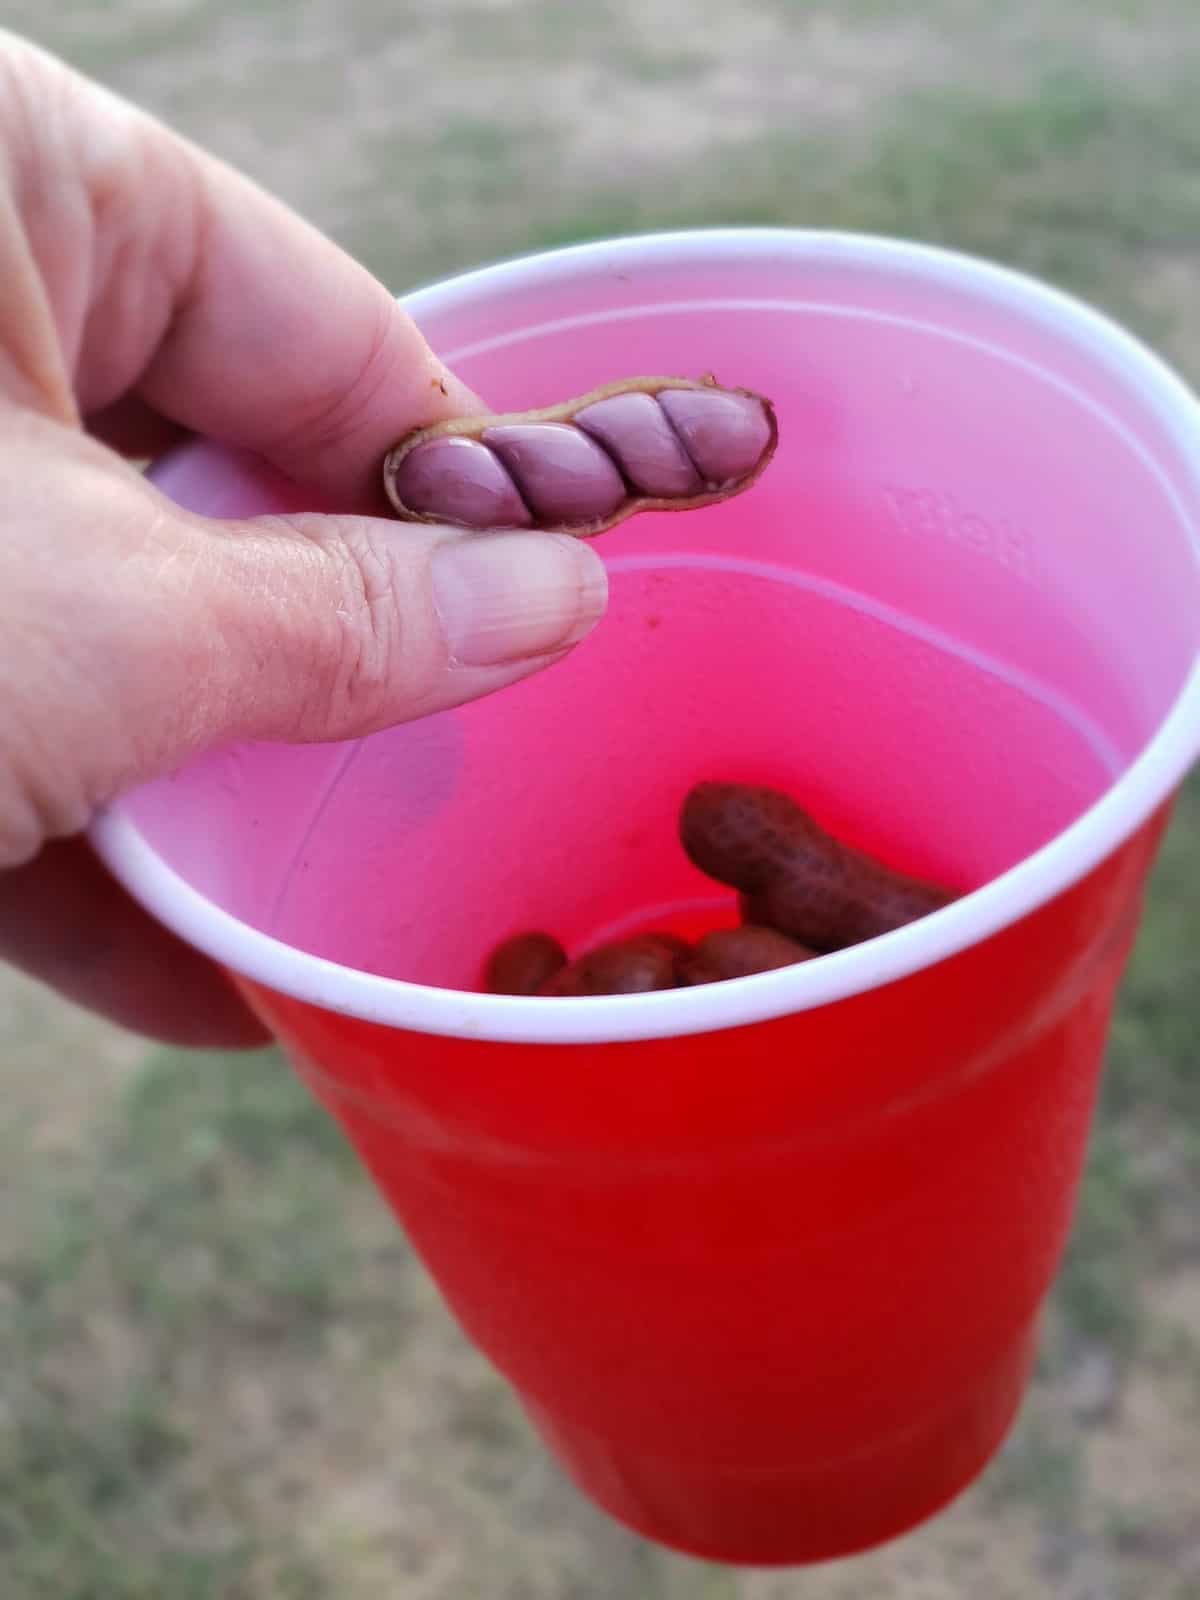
[{"left": 521, "top": 1323, "right": 1037, "bottom": 1568}]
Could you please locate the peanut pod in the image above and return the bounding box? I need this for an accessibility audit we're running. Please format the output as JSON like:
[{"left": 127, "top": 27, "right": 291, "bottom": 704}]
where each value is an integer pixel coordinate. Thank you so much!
[
  {"left": 382, "top": 375, "right": 777, "bottom": 538},
  {"left": 680, "top": 782, "right": 959, "bottom": 952},
  {"left": 538, "top": 933, "right": 688, "bottom": 996},
  {"left": 678, "top": 925, "right": 816, "bottom": 986},
  {"left": 485, "top": 932, "right": 568, "bottom": 995}
]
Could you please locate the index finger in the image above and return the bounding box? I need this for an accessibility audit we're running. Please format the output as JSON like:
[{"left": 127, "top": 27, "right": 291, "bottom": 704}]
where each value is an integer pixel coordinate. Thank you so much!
[
  {"left": 13, "top": 36, "right": 482, "bottom": 507},
  {"left": 139, "top": 147, "right": 482, "bottom": 508}
]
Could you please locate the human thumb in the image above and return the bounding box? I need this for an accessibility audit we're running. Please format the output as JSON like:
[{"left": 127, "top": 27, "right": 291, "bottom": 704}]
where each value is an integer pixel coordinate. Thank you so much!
[
  {"left": 0, "top": 429, "right": 607, "bottom": 863},
  {"left": 204, "top": 504, "right": 610, "bottom": 741}
]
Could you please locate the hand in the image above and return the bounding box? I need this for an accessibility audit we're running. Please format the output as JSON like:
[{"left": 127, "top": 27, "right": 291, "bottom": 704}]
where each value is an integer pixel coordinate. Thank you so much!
[{"left": 0, "top": 33, "right": 607, "bottom": 1048}]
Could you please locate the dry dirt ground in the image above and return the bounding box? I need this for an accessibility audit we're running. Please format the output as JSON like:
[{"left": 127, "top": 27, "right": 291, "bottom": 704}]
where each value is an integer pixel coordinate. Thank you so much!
[{"left": 3, "top": 2, "right": 1200, "bottom": 1596}]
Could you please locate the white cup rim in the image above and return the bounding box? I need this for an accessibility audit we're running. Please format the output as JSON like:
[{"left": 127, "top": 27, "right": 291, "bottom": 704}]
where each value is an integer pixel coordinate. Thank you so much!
[{"left": 91, "top": 228, "right": 1200, "bottom": 1046}]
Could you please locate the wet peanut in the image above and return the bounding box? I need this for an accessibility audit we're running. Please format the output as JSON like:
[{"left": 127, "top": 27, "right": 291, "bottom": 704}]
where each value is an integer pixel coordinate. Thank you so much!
[
  {"left": 678, "top": 925, "right": 816, "bottom": 985},
  {"left": 485, "top": 932, "right": 568, "bottom": 995},
  {"left": 538, "top": 933, "right": 687, "bottom": 996},
  {"left": 382, "top": 374, "right": 777, "bottom": 537},
  {"left": 680, "top": 782, "right": 959, "bottom": 951}
]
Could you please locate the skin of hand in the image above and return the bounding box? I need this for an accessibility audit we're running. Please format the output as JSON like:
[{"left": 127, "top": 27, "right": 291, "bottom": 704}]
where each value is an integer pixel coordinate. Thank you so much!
[{"left": 0, "top": 32, "right": 608, "bottom": 1048}]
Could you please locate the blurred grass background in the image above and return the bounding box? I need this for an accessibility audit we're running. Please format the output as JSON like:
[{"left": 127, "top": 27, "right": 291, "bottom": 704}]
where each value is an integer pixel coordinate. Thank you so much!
[{"left": 2, "top": 1, "right": 1200, "bottom": 1595}]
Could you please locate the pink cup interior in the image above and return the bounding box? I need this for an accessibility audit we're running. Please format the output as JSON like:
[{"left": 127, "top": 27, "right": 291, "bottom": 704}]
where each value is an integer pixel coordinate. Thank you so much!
[{"left": 97, "top": 232, "right": 1200, "bottom": 1037}]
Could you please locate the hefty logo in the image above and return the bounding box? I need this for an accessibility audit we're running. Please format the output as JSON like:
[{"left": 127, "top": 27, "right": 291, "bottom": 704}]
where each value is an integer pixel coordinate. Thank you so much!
[{"left": 882, "top": 485, "right": 1036, "bottom": 584}]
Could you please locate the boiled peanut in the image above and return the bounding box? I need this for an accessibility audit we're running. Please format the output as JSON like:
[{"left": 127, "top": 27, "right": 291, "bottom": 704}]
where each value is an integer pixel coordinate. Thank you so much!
[
  {"left": 538, "top": 933, "right": 687, "bottom": 996},
  {"left": 485, "top": 931, "right": 568, "bottom": 995},
  {"left": 678, "top": 925, "right": 816, "bottom": 985},
  {"left": 382, "top": 374, "right": 777, "bottom": 537},
  {"left": 680, "top": 782, "right": 958, "bottom": 951}
]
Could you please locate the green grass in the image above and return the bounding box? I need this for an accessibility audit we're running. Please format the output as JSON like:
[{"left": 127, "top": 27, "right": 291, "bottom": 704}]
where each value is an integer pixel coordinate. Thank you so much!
[
  {"left": 0, "top": 1050, "right": 389, "bottom": 1598},
  {"left": 6, "top": 1048, "right": 375, "bottom": 1347},
  {"left": 988, "top": 1416, "right": 1085, "bottom": 1524},
  {"left": 353, "top": 66, "right": 1200, "bottom": 383},
  {"left": 1050, "top": 774, "right": 1200, "bottom": 1357}
]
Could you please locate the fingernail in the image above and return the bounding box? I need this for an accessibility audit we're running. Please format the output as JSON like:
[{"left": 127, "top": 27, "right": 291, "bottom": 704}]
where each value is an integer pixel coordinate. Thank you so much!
[{"left": 432, "top": 531, "right": 608, "bottom": 667}]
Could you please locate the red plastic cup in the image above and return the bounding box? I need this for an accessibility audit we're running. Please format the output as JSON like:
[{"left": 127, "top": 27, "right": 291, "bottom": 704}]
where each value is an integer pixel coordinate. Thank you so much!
[{"left": 92, "top": 232, "right": 1200, "bottom": 1566}]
